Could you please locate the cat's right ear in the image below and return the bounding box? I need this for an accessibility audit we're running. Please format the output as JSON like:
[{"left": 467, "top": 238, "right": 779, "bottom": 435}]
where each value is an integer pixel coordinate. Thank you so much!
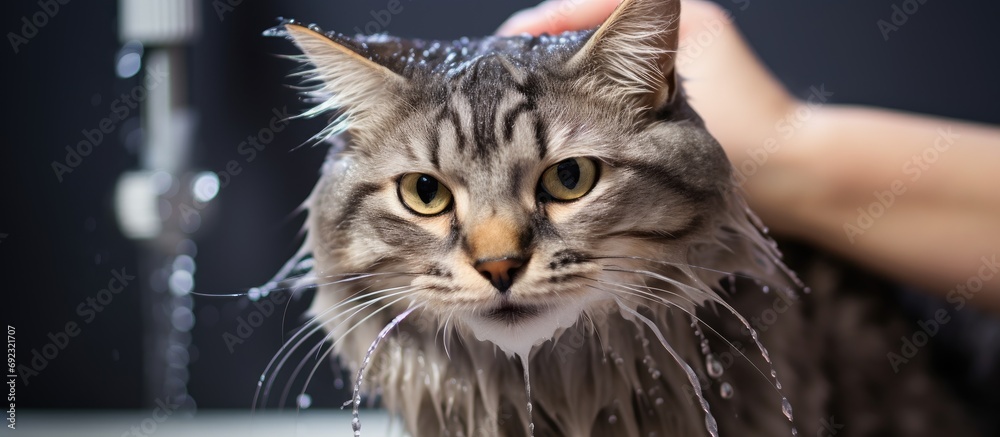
[
  {"left": 285, "top": 24, "right": 407, "bottom": 131},
  {"left": 567, "top": 0, "right": 680, "bottom": 111}
]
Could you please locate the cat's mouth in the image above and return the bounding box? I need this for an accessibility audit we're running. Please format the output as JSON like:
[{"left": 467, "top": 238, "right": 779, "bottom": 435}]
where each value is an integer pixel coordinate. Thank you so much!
[{"left": 480, "top": 302, "right": 543, "bottom": 325}]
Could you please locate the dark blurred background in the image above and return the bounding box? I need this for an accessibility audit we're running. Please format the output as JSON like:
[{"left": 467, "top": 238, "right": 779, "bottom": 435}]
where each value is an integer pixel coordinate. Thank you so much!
[{"left": 2, "top": 0, "right": 998, "bottom": 421}]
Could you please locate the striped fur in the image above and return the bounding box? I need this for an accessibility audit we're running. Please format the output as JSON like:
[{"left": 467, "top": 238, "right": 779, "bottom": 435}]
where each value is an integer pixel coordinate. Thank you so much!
[{"left": 275, "top": 0, "right": 978, "bottom": 435}]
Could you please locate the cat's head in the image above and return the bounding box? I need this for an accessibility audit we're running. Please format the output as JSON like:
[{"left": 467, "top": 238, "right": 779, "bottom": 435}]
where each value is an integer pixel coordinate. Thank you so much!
[{"left": 281, "top": 0, "right": 791, "bottom": 356}]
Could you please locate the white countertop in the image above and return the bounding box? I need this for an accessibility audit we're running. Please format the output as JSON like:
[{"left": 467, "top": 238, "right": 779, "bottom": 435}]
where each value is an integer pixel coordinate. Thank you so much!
[{"left": 11, "top": 410, "right": 400, "bottom": 437}]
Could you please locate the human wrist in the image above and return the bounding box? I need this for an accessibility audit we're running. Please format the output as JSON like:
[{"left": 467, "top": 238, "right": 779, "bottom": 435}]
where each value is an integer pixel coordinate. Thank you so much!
[{"left": 741, "top": 101, "right": 842, "bottom": 240}]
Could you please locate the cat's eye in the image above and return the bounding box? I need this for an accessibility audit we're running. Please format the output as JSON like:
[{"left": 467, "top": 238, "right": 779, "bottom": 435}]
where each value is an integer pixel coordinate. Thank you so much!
[
  {"left": 539, "top": 158, "right": 598, "bottom": 201},
  {"left": 398, "top": 173, "right": 453, "bottom": 216}
]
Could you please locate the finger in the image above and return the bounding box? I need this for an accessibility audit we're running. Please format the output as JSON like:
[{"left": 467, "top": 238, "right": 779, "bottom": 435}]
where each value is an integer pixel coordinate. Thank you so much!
[
  {"left": 677, "top": 0, "right": 729, "bottom": 40},
  {"left": 495, "top": 0, "right": 621, "bottom": 36}
]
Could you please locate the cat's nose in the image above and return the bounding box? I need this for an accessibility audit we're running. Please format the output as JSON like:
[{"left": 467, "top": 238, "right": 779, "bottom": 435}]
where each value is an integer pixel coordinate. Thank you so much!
[{"left": 475, "top": 257, "right": 526, "bottom": 293}]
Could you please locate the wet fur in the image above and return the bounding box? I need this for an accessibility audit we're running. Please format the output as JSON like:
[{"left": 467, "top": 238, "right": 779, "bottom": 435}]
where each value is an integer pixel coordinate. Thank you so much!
[{"left": 271, "top": 0, "right": 977, "bottom": 435}]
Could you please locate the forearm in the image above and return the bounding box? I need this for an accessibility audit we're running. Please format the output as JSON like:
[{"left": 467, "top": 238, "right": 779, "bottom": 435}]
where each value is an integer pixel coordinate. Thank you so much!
[{"left": 750, "top": 104, "right": 1000, "bottom": 311}]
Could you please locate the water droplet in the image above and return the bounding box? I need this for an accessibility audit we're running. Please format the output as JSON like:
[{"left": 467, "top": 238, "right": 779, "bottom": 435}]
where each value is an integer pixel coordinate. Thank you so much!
[
  {"left": 619, "top": 304, "right": 718, "bottom": 437},
  {"left": 247, "top": 287, "right": 261, "bottom": 301},
  {"left": 650, "top": 370, "right": 661, "bottom": 379},
  {"left": 655, "top": 398, "right": 664, "bottom": 406},
  {"left": 705, "top": 412, "right": 719, "bottom": 437},
  {"left": 706, "top": 354, "right": 724, "bottom": 378},
  {"left": 719, "top": 382, "right": 734, "bottom": 399},
  {"left": 296, "top": 393, "right": 312, "bottom": 409},
  {"left": 608, "top": 415, "right": 617, "bottom": 424},
  {"left": 781, "top": 397, "right": 794, "bottom": 421}
]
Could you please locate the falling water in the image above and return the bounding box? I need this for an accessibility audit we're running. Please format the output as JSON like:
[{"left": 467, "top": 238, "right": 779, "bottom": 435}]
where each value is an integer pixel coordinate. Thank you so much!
[
  {"left": 705, "top": 354, "right": 724, "bottom": 379},
  {"left": 675, "top": 276, "right": 796, "bottom": 434},
  {"left": 703, "top": 287, "right": 796, "bottom": 433},
  {"left": 350, "top": 307, "right": 416, "bottom": 436},
  {"left": 520, "top": 355, "right": 536, "bottom": 437},
  {"left": 691, "top": 319, "right": 711, "bottom": 356},
  {"left": 618, "top": 303, "right": 718, "bottom": 437},
  {"left": 719, "top": 382, "right": 734, "bottom": 399},
  {"left": 731, "top": 309, "right": 796, "bottom": 434},
  {"left": 782, "top": 397, "right": 798, "bottom": 435}
]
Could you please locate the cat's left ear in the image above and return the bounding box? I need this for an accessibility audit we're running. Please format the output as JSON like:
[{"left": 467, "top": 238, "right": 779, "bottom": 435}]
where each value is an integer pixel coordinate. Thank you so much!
[
  {"left": 568, "top": 0, "right": 680, "bottom": 111},
  {"left": 284, "top": 24, "right": 407, "bottom": 131}
]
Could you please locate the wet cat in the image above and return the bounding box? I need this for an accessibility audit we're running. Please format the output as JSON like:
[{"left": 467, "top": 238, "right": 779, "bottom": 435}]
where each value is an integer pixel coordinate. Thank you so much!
[{"left": 262, "top": 0, "right": 977, "bottom": 434}]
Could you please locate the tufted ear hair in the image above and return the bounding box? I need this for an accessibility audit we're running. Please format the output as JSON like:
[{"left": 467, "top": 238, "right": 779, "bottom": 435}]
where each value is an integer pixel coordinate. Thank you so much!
[
  {"left": 284, "top": 23, "right": 408, "bottom": 139},
  {"left": 568, "top": 0, "right": 680, "bottom": 111}
]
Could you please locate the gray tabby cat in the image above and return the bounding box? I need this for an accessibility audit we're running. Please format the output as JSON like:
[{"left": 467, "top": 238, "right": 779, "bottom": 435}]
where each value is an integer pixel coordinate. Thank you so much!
[{"left": 269, "top": 0, "right": 977, "bottom": 434}]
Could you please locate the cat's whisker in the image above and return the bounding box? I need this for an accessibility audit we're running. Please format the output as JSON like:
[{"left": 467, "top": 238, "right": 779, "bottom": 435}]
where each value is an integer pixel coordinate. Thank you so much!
[
  {"left": 283, "top": 271, "right": 418, "bottom": 291},
  {"left": 602, "top": 268, "right": 791, "bottom": 398},
  {"left": 591, "top": 254, "right": 801, "bottom": 290},
  {"left": 291, "top": 295, "right": 417, "bottom": 420},
  {"left": 290, "top": 299, "right": 418, "bottom": 418},
  {"left": 272, "top": 265, "right": 415, "bottom": 342},
  {"left": 188, "top": 271, "right": 406, "bottom": 300},
  {"left": 269, "top": 286, "right": 419, "bottom": 409},
  {"left": 615, "top": 300, "right": 720, "bottom": 437},
  {"left": 586, "top": 273, "right": 701, "bottom": 309},
  {"left": 274, "top": 289, "right": 417, "bottom": 410},
  {"left": 253, "top": 284, "right": 415, "bottom": 412},
  {"left": 588, "top": 280, "right": 777, "bottom": 393},
  {"left": 275, "top": 283, "right": 388, "bottom": 362}
]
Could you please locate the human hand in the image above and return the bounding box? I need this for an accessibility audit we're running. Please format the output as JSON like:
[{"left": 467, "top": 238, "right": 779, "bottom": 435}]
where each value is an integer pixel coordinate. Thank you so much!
[{"left": 497, "top": 0, "right": 801, "bottom": 189}]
